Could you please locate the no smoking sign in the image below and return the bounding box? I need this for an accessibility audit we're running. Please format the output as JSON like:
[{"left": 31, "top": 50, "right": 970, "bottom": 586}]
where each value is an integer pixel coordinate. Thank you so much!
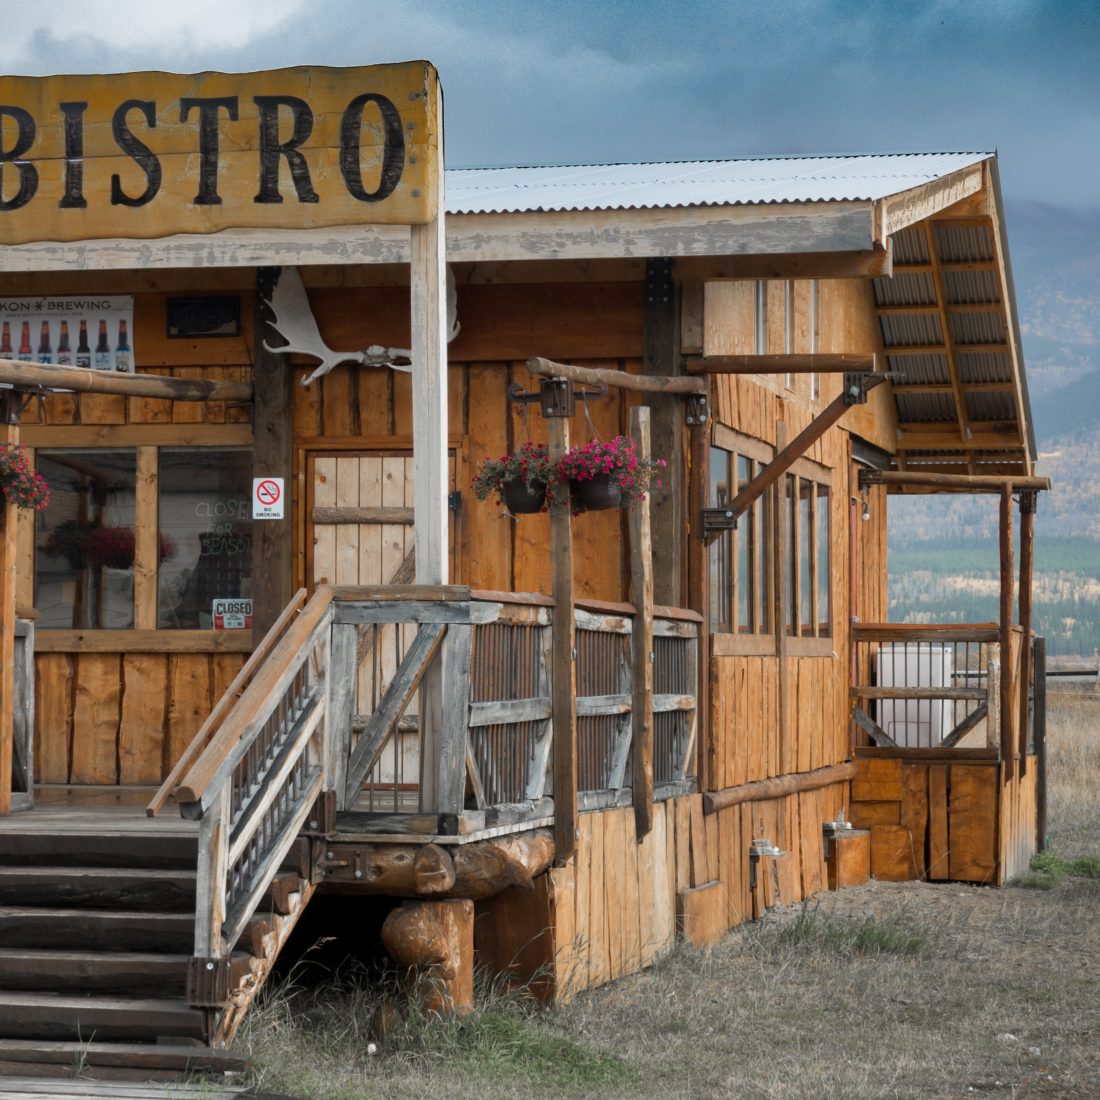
[{"left": 252, "top": 476, "right": 285, "bottom": 520}]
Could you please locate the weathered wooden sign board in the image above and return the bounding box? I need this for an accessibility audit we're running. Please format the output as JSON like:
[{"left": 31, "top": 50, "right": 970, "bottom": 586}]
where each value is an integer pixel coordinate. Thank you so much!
[{"left": 0, "top": 62, "right": 440, "bottom": 243}]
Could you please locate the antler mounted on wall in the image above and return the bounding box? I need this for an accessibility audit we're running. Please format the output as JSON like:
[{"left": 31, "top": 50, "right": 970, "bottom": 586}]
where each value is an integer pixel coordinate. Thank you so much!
[{"left": 263, "top": 266, "right": 460, "bottom": 386}]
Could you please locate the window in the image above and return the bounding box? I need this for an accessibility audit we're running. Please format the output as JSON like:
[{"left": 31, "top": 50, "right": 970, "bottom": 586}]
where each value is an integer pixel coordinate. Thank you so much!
[
  {"left": 36, "top": 450, "right": 138, "bottom": 629},
  {"left": 784, "top": 472, "right": 831, "bottom": 640},
  {"left": 708, "top": 430, "right": 774, "bottom": 645},
  {"left": 34, "top": 446, "right": 253, "bottom": 631},
  {"left": 708, "top": 428, "right": 832, "bottom": 655}
]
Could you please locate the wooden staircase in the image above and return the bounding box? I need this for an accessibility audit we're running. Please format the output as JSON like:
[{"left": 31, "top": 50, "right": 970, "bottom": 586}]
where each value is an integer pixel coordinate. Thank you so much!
[{"left": 0, "top": 826, "right": 248, "bottom": 1080}]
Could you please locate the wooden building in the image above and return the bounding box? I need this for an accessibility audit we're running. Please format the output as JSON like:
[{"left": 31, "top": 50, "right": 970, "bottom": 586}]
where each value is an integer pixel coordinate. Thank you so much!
[{"left": 0, "top": 63, "right": 1047, "bottom": 1077}]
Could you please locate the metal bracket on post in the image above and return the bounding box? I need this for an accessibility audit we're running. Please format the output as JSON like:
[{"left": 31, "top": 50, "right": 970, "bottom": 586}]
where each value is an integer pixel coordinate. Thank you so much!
[
  {"left": 685, "top": 392, "right": 709, "bottom": 427},
  {"left": 507, "top": 377, "right": 608, "bottom": 419},
  {"left": 701, "top": 506, "right": 738, "bottom": 541},
  {"left": 186, "top": 956, "right": 231, "bottom": 1008}
]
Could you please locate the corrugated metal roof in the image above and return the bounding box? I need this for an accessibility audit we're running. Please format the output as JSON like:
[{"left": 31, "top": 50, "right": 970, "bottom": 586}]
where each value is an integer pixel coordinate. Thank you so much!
[{"left": 444, "top": 152, "right": 991, "bottom": 214}]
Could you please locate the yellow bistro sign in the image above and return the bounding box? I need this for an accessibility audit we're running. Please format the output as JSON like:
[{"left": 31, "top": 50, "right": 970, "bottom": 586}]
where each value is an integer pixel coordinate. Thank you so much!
[{"left": 0, "top": 62, "right": 440, "bottom": 245}]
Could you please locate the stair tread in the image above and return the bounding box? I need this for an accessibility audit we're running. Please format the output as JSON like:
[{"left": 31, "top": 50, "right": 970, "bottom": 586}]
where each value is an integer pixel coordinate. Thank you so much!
[
  {"left": 0, "top": 868, "right": 197, "bottom": 881},
  {"left": 0, "top": 907, "right": 193, "bottom": 920},
  {"left": 0, "top": 991, "right": 201, "bottom": 1012},
  {"left": 0, "top": 948, "right": 193, "bottom": 963}
]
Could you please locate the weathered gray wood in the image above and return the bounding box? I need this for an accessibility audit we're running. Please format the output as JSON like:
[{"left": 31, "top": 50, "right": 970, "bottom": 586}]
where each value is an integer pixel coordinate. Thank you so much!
[
  {"left": 629, "top": 404, "right": 655, "bottom": 838},
  {"left": 578, "top": 788, "right": 633, "bottom": 812},
  {"left": 343, "top": 622, "right": 447, "bottom": 808},
  {"left": 484, "top": 797, "right": 555, "bottom": 827},
  {"left": 575, "top": 695, "right": 632, "bottom": 717},
  {"left": 327, "top": 623, "right": 358, "bottom": 811},
  {"left": 467, "top": 697, "right": 553, "bottom": 727},
  {"left": 222, "top": 768, "right": 322, "bottom": 951},
  {"left": 465, "top": 740, "right": 487, "bottom": 811},
  {"left": 193, "top": 784, "right": 230, "bottom": 958},
  {"left": 852, "top": 686, "right": 986, "bottom": 701},
  {"left": 312, "top": 506, "right": 415, "bottom": 525},
  {"left": 851, "top": 705, "right": 898, "bottom": 749},
  {"left": 435, "top": 624, "right": 473, "bottom": 816},
  {"left": 653, "top": 617, "right": 699, "bottom": 638},
  {"left": 574, "top": 608, "right": 632, "bottom": 634},
  {"left": 652, "top": 693, "right": 699, "bottom": 712},
  {"left": 334, "top": 601, "right": 498, "bottom": 626},
  {"left": 940, "top": 703, "right": 989, "bottom": 749},
  {"left": 526, "top": 624, "right": 555, "bottom": 802}
]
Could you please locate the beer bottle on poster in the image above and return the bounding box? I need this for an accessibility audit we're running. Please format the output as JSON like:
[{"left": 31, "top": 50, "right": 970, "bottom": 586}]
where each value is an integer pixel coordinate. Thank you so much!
[
  {"left": 76, "top": 321, "right": 91, "bottom": 369},
  {"left": 17, "top": 322, "right": 32, "bottom": 362},
  {"left": 0, "top": 322, "right": 11, "bottom": 357},
  {"left": 37, "top": 321, "right": 52, "bottom": 364},
  {"left": 56, "top": 321, "right": 72, "bottom": 366},
  {"left": 94, "top": 320, "right": 111, "bottom": 371},
  {"left": 114, "top": 319, "right": 131, "bottom": 372}
]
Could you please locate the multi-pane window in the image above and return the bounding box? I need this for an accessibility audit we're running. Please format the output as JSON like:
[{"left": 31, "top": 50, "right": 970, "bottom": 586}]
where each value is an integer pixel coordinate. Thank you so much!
[
  {"left": 709, "top": 428, "right": 832, "bottom": 653},
  {"left": 34, "top": 447, "right": 253, "bottom": 631},
  {"left": 784, "top": 473, "right": 831, "bottom": 638},
  {"left": 708, "top": 430, "right": 774, "bottom": 642}
]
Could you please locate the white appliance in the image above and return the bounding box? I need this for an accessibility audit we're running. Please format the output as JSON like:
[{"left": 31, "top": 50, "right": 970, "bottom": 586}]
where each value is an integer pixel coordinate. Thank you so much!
[{"left": 874, "top": 642, "right": 954, "bottom": 748}]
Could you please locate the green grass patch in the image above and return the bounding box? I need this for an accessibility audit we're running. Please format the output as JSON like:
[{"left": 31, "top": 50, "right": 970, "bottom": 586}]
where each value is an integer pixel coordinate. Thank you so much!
[
  {"left": 764, "top": 902, "right": 931, "bottom": 958},
  {"left": 1015, "top": 849, "right": 1100, "bottom": 890}
]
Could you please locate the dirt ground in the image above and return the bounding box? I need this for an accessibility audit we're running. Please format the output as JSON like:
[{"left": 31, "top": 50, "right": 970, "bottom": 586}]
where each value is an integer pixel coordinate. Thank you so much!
[{"left": 242, "top": 697, "right": 1100, "bottom": 1100}]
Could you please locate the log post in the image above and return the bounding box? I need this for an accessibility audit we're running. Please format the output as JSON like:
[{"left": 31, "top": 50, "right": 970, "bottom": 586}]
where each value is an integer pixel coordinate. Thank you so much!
[
  {"left": 381, "top": 898, "right": 474, "bottom": 1015},
  {"left": 0, "top": 392, "right": 20, "bottom": 816},
  {"left": 547, "top": 415, "right": 577, "bottom": 861},
  {"left": 1017, "top": 490, "right": 1036, "bottom": 771},
  {"left": 999, "top": 485, "right": 1015, "bottom": 771},
  {"left": 629, "top": 406, "right": 655, "bottom": 838}
]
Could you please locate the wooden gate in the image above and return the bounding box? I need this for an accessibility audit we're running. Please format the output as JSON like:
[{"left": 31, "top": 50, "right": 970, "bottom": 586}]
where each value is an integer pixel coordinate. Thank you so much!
[{"left": 303, "top": 449, "right": 457, "bottom": 809}]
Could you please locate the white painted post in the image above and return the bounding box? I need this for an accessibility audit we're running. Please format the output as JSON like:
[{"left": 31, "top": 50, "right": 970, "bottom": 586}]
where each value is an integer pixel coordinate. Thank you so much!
[{"left": 410, "top": 82, "right": 449, "bottom": 811}]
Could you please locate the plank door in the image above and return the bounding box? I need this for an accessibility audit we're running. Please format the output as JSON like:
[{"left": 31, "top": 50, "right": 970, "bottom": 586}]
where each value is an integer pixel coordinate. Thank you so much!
[{"left": 304, "top": 449, "right": 457, "bottom": 809}]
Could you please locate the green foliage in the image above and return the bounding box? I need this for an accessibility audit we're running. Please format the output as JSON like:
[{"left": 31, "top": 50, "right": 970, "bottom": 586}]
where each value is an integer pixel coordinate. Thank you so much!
[{"left": 1029, "top": 849, "right": 1100, "bottom": 882}]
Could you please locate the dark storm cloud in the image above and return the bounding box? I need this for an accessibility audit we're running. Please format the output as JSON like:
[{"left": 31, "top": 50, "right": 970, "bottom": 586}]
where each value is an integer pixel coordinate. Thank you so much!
[{"left": 6, "top": 0, "right": 1099, "bottom": 205}]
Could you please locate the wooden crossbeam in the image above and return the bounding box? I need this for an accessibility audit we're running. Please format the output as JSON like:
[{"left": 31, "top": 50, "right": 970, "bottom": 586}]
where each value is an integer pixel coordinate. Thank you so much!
[
  {"left": 685, "top": 353, "right": 875, "bottom": 375},
  {"left": 863, "top": 471, "right": 1050, "bottom": 493},
  {"left": 526, "top": 355, "right": 705, "bottom": 395}
]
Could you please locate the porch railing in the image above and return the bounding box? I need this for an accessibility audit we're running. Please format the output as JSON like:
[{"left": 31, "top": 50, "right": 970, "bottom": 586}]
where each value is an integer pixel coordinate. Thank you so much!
[{"left": 850, "top": 623, "right": 1040, "bottom": 756}]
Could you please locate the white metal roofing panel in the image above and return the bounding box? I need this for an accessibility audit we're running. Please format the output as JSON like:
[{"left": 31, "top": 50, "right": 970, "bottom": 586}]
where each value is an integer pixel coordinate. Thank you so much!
[{"left": 444, "top": 152, "right": 992, "bottom": 215}]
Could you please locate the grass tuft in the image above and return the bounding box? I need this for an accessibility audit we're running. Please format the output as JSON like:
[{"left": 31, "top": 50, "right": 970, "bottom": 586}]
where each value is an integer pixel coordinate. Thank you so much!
[
  {"left": 761, "top": 901, "right": 932, "bottom": 958},
  {"left": 1022, "top": 848, "right": 1100, "bottom": 889}
]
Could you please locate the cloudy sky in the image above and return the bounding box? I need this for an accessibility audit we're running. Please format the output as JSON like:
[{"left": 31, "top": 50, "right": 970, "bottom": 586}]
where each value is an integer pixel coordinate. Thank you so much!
[{"left": 4, "top": 0, "right": 1099, "bottom": 208}]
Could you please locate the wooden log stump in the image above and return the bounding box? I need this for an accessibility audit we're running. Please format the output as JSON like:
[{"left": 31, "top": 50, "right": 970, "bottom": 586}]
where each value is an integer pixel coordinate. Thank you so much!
[
  {"left": 381, "top": 898, "right": 474, "bottom": 1015},
  {"left": 445, "top": 830, "right": 555, "bottom": 899}
]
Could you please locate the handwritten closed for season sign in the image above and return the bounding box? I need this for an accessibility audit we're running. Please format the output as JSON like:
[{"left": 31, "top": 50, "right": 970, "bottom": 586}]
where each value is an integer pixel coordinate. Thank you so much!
[{"left": 0, "top": 62, "right": 439, "bottom": 245}]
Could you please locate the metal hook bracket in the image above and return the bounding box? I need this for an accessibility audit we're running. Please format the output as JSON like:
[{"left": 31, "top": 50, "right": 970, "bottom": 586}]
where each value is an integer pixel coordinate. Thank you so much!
[{"left": 508, "top": 376, "right": 608, "bottom": 419}]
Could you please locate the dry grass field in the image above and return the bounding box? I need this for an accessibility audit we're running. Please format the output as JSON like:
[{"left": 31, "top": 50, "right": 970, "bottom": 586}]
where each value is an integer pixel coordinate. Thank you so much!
[{"left": 240, "top": 694, "right": 1100, "bottom": 1100}]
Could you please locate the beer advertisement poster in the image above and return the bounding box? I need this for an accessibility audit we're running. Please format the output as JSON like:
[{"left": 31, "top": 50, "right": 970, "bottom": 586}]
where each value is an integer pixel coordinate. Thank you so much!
[{"left": 0, "top": 295, "right": 135, "bottom": 373}]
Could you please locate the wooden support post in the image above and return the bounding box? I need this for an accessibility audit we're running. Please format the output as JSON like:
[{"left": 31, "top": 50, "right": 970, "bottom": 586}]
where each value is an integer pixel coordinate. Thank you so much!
[
  {"left": 436, "top": 623, "right": 473, "bottom": 816},
  {"left": 548, "top": 416, "right": 577, "bottom": 860},
  {"left": 687, "top": 391, "right": 710, "bottom": 791},
  {"left": 775, "top": 423, "right": 790, "bottom": 776},
  {"left": 326, "top": 622, "right": 357, "bottom": 811},
  {"left": 410, "top": 89, "right": 449, "bottom": 810},
  {"left": 630, "top": 407, "right": 655, "bottom": 838},
  {"left": 0, "top": 394, "right": 19, "bottom": 816},
  {"left": 999, "top": 485, "right": 1015, "bottom": 769},
  {"left": 252, "top": 267, "right": 294, "bottom": 642},
  {"left": 1034, "top": 636, "right": 1047, "bottom": 850},
  {"left": 1017, "top": 491, "right": 1036, "bottom": 771},
  {"left": 643, "top": 259, "right": 686, "bottom": 606},
  {"left": 381, "top": 899, "right": 474, "bottom": 1016}
]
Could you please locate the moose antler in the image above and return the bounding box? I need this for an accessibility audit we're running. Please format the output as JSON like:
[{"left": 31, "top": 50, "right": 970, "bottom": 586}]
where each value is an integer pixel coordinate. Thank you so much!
[{"left": 263, "top": 267, "right": 460, "bottom": 386}]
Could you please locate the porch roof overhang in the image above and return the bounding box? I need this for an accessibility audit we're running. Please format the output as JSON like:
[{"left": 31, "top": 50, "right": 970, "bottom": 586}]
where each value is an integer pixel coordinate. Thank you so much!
[{"left": 0, "top": 153, "right": 990, "bottom": 274}]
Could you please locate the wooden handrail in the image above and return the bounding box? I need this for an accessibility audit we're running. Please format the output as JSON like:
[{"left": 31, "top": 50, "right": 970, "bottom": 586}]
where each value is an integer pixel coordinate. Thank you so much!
[
  {"left": 146, "top": 588, "right": 308, "bottom": 817},
  {"left": 852, "top": 622, "right": 999, "bottom": 643},
  {"left": 174, "top": 587, "right": 334, "bottom": 808}
]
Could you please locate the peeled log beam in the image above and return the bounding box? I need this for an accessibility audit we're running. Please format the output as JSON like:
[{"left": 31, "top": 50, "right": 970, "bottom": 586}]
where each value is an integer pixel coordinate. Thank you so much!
[
  {"left": 381, "top": 899, "right": 474, "bottom": 1015},
  {"left": 703, "top": 761, "right": 858, "bottom": 814},
  {"left": 526, "top": 355, "right": 706, "bottom": 394},
  {"left": 322, "top": 843, "right": 456, "bottom": 895},
  {"left": 444, "top": 830, "right": 555, "bottom": 900},
  {"left": 863, "top": 470, "right": 1051, "bottom": 493},
  {"left": 0, "top": 357, "right": 253, "bottom": 403}
]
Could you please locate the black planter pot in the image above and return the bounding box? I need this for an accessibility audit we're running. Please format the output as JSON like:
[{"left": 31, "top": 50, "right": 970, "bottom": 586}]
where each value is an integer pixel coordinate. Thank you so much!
[
  {"left": 502, "top": 478, "right": 547, "bottom": 514},
  {"left": 569, "top": 472, "right": 622, "bottom": 512}
]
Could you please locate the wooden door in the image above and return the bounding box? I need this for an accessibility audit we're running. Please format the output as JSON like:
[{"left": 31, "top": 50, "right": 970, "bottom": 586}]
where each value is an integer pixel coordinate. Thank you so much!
[{"left": 305, "top": 449, "right": 457, "bottom": 588}]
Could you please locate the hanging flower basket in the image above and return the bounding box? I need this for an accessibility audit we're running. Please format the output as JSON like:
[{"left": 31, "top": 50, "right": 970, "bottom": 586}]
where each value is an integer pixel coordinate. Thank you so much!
[
  {"left": 557, "top": 435, "right": 666, "bottom": 515},
  {"left": 0, "top": 443, "right": 49, "bottom": 511},
  {"left": 567, "top": 471, "right": 621, "bottom": 512},
  {"left": 502, "top": 477, "right": 548, "bottom": 514},
  {"left": 473, "top": 442, "right": 561, "bottom": 514}
]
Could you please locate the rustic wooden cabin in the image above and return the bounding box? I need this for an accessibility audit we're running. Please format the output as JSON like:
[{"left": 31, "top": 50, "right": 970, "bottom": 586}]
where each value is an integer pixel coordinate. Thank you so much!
[{"left": 0, "top": 60, "right": 1047, "bottom": 1078}]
